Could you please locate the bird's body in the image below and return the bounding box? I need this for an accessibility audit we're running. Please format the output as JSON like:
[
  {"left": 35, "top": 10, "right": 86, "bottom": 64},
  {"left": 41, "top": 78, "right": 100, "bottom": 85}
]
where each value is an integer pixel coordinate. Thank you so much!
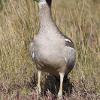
[
  {"left": 30, "top": 0, "right": 76, "bottom": 97},
  {"left": 33, "top": 29, "right": 75, "bottom": 75}
]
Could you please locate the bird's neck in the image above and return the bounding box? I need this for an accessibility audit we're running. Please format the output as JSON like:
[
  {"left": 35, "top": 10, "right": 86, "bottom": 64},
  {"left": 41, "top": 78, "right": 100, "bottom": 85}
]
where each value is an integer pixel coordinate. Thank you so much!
[{"left": 39, "top": 0, "right": 57, "bottom": 33}]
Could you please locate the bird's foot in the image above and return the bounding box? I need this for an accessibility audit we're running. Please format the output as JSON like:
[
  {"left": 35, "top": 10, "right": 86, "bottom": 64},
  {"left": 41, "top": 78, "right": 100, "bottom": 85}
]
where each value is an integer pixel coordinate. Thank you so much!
[
  {"left": 57, "top": 91, "right": 63, "bottom": 100},
  {"left": 35, "top": 85, "right": 41, "bottom": 95},
  {"left": 32, "top": 86, "right": 41, "bottom": 99}
]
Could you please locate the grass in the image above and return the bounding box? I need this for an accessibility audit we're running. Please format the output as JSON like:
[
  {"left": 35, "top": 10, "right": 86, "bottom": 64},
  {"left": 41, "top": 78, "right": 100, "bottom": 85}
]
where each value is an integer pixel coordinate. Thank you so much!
[{"left": 0, "top": 0, "right": 100, "bottom": 99}]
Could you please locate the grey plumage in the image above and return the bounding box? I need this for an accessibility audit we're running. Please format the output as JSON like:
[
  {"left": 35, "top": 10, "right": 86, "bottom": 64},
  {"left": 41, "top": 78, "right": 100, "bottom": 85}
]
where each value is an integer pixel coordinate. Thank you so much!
[{"left": 30, "top": 0, "right": 76, "bottom": 97}]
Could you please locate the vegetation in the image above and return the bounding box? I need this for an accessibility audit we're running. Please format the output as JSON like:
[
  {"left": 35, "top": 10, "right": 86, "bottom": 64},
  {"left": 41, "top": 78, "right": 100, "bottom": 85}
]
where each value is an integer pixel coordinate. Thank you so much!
[{"left": 0, "top": 0, "right": 100, "bottom": 99}]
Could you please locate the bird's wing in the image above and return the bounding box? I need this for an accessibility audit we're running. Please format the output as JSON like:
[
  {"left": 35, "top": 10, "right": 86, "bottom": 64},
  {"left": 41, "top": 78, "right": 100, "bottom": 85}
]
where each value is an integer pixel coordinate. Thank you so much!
[
  {"left": 29, "top": 41, "right": 35, "bottom": 60},
  {"left": 64, "top": 37, "right": 76, "bottom": 69}
]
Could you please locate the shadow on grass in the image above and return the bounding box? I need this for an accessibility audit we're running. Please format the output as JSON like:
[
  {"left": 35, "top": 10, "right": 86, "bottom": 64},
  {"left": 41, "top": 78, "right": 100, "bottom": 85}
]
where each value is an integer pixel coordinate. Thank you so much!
[
  {"left": 44, "top": 74, "right": 73, "bottom": 96},
  {"left": 28, "top": 74, "right": 73, "bottom": 97}
]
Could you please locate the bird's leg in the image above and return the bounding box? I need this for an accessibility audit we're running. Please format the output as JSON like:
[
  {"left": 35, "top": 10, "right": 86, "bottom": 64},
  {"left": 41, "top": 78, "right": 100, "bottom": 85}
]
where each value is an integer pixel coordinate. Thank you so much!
[
  {"left": 58, "top": 72, "right": 64, "bottom": 98},
  {"left": 37, "top": 70, "right": 41, "bottom": 94}
]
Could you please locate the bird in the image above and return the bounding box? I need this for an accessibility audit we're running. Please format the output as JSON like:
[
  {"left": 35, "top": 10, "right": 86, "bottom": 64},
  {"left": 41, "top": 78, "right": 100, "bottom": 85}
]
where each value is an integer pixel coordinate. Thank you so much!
[{"left": 29, "top": 0, "right": 76, "bottom": 98}]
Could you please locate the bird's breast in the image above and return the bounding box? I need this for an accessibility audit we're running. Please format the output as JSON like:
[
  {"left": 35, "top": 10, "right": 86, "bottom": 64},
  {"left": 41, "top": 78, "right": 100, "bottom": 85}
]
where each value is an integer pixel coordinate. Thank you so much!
[{"left": 34, "top": 33, "right": 66, "bottom": 67}]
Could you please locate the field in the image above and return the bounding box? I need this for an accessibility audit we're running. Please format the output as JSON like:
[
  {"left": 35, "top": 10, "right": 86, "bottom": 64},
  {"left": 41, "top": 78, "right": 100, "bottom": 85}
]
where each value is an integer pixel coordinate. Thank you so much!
[{"left": 0, "top": 0, "right": 100, "bottom": 99}]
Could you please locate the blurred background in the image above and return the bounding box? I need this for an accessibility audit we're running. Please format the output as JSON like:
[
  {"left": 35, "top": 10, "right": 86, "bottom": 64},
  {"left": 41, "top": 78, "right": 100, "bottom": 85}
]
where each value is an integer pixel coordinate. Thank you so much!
[{"left": 0, "top": 0, "right": 100, "bottom": 99}]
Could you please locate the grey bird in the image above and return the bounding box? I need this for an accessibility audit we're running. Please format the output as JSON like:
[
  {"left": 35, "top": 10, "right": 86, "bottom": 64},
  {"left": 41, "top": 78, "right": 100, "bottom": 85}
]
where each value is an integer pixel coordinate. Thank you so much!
[{"left": 30, "top": 0, "right": 76, "bottom": 97}]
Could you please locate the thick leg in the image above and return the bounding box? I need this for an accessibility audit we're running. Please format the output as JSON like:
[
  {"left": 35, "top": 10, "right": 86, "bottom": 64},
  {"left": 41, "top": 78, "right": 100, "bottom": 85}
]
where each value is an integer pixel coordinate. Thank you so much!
[
  {"left": 58, "top": 72, "right": 64, "bottom": 98},
  {"left": 37, "top": 70, "right": 41, "bottom": 93}
]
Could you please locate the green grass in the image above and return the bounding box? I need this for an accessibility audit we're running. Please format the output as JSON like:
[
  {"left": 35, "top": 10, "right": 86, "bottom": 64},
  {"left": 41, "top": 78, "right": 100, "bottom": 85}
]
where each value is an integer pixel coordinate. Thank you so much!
[{"left": 0, "top": 0, "right": 100, "bottom": 99}]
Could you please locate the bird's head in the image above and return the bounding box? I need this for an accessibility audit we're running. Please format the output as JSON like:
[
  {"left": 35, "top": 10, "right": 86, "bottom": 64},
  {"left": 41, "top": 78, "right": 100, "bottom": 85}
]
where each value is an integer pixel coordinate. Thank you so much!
[{"left": 33, "top": 0, "right": 52, "bottom": 7}]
